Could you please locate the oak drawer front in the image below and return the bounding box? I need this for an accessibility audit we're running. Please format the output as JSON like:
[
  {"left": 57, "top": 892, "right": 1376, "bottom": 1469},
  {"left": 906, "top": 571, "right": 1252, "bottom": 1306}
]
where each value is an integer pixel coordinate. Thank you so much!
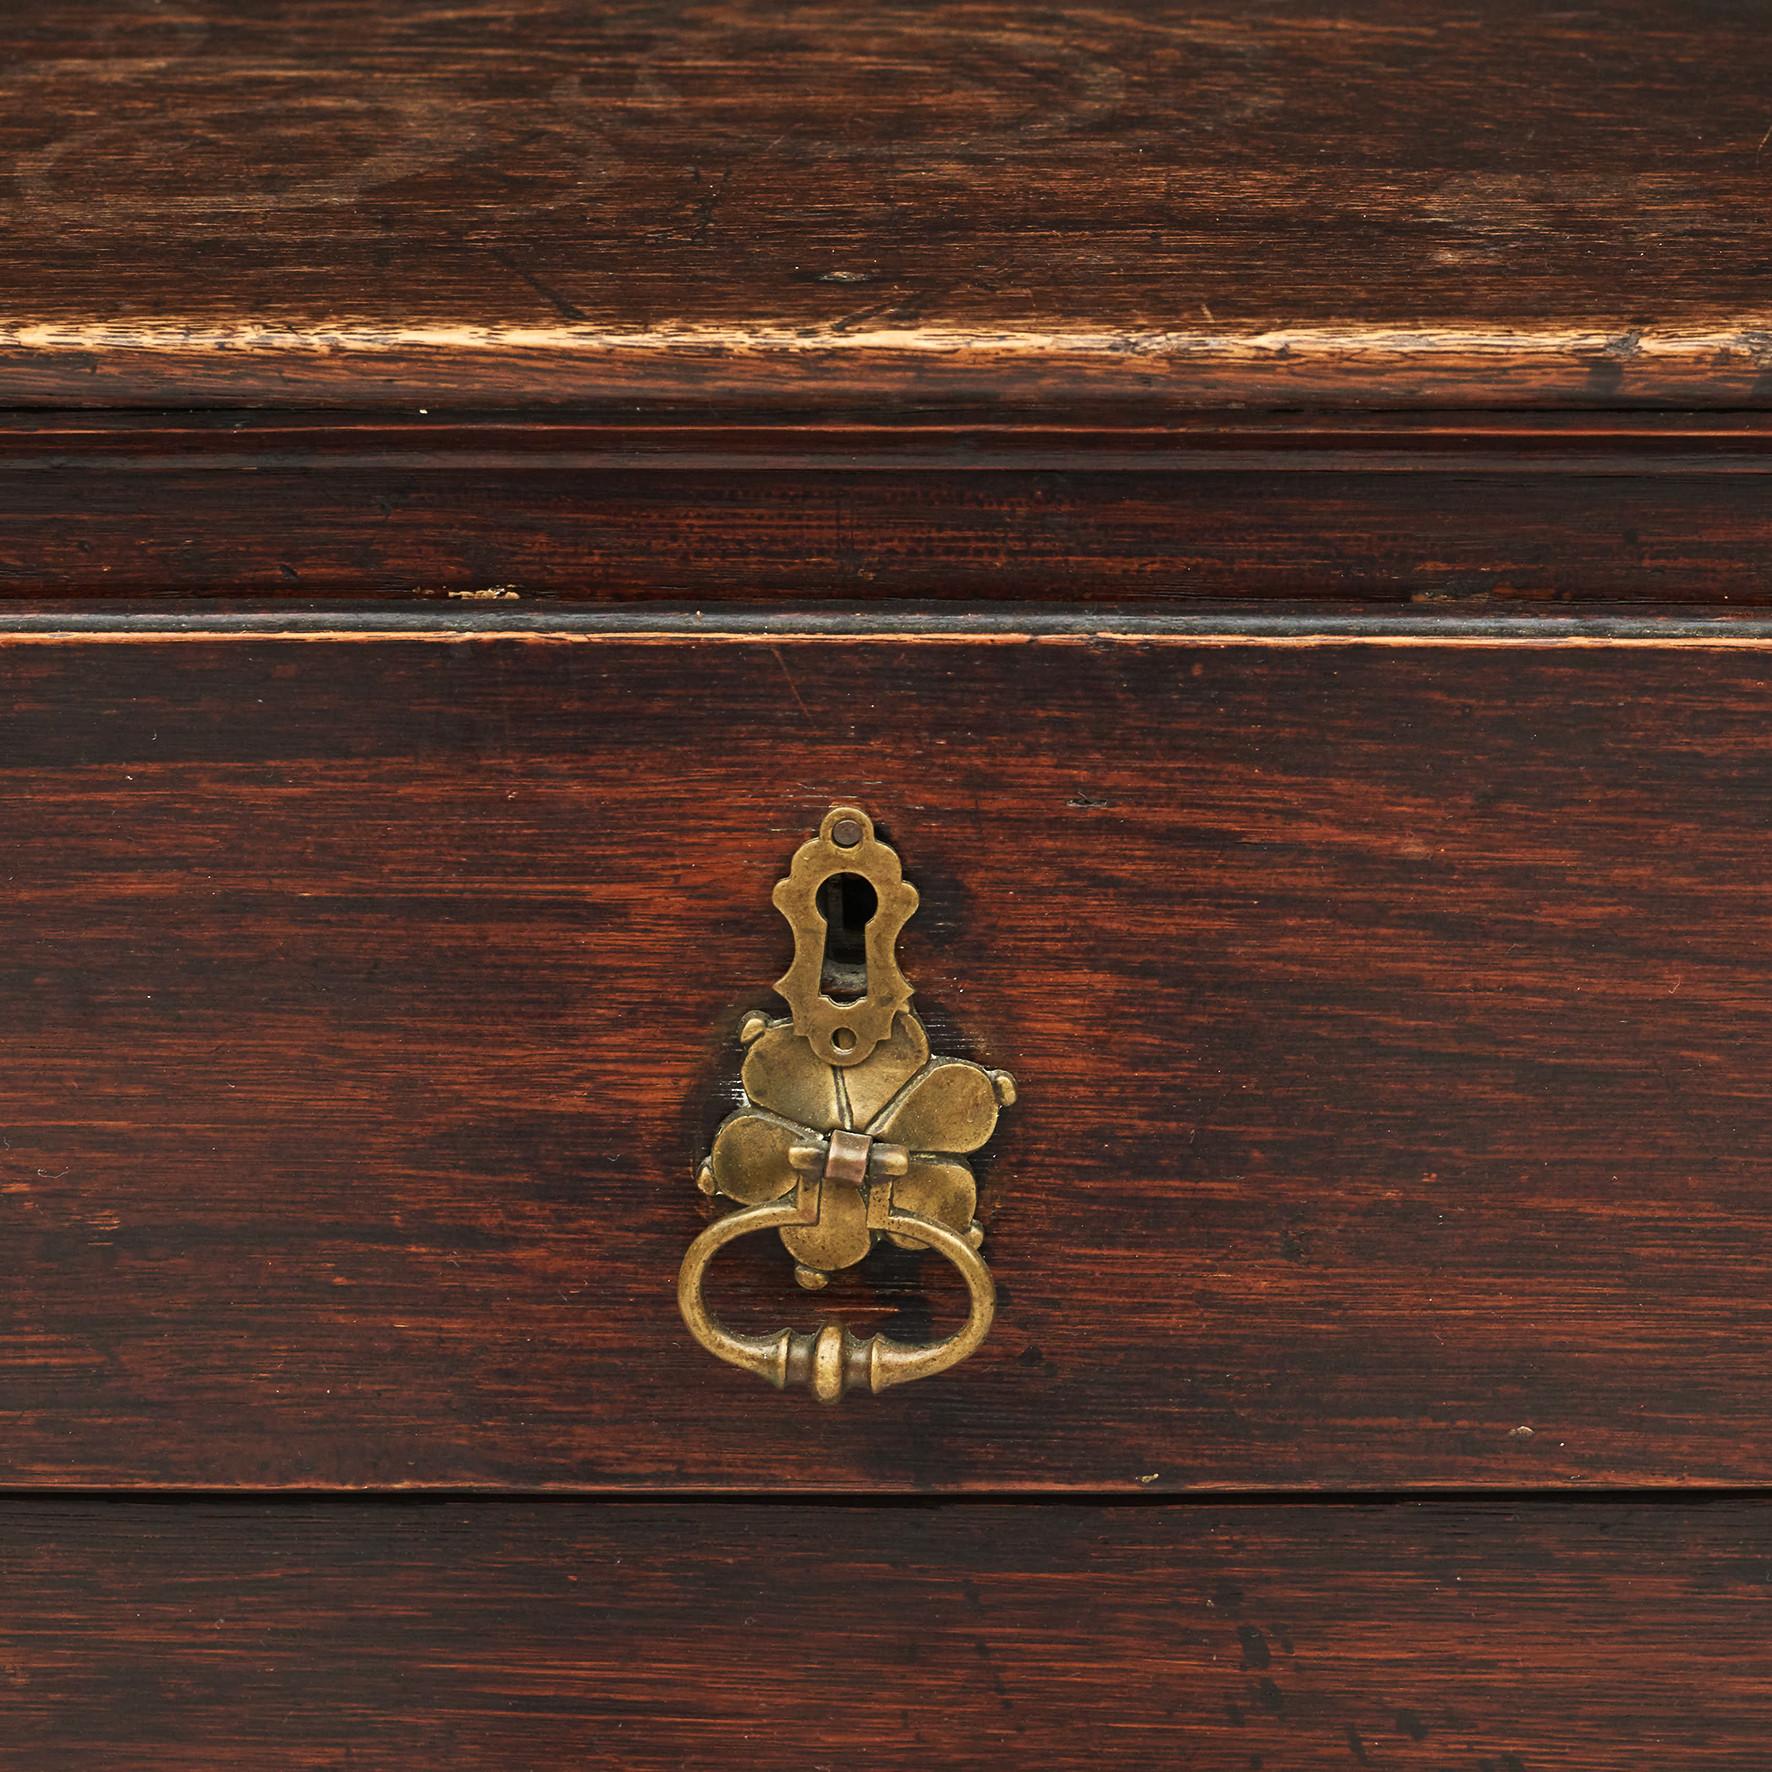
[
  {"left": 4, "top": 624, "right": 1772, "bottom": 1489},
  {"left": 0, "top": 1499, "right": 1766, "bottom": 1769}
]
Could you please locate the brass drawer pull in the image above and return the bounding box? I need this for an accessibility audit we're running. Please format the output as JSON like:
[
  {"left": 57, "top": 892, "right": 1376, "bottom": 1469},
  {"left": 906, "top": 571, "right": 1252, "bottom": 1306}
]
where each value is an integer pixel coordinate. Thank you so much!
[{"left": 678, "top": 806, "right": 1016, "bottom": 1401}]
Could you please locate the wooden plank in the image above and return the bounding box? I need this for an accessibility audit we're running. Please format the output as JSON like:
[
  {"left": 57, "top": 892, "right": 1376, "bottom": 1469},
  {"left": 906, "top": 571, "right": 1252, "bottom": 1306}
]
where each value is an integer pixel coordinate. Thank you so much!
[
  {"left": 2, "top": 2, "right": 1771, "bottom": 409},
  {"left": 0, "top": 1499, "right": 1767, "bottom": 1767},
  {"left": 7, "top": 630, "right": 1772, "bottom": 1487},
  {"left": 10, "top": 414, "right": 1772, "bottom": 603}
]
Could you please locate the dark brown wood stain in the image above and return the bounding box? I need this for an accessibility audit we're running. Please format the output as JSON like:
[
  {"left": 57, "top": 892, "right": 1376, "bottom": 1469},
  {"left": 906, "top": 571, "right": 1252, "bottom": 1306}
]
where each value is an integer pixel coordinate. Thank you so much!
[
  {"left": 0, "top": 1500, "right": 1766, "bottom": 1768},
  {"left": 7, "top": 2, "right": 1771, "bottom": 1751},
  {"left": 12, "top": 414, "right": 1772, "bottom": 604},
  {"left": 3, "top": 631, "right": 1772, "bottom": 1489}
]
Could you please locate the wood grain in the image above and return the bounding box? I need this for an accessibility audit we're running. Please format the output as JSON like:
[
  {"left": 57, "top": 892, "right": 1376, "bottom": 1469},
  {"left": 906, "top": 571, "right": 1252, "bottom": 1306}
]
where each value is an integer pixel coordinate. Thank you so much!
[
  {"left": 0, "top": 1499, "right": 1766, "bottom": 1767},
  {"left": 10, "top": 413, "right": 1772, "bottom": 603},
  {"left": 4, "top": 629, "right": 1772, "bottom": 1487},
  {"left": 4, "top": 1, "right": 1772, "bottom": 409}
]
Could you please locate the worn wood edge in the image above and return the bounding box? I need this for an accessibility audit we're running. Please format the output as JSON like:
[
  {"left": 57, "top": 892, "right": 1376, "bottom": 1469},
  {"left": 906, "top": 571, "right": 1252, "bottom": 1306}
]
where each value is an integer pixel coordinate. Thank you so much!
[
  {"left": 6, "top": 322, "right": 1772, "bottom": 410},
  {"left": 7, "top": 605, "right": 1772, "bottom": 645}
]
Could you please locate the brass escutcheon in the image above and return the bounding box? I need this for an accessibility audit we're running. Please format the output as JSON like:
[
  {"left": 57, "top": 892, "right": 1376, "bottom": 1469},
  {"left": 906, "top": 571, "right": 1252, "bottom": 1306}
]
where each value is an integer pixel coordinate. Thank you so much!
[{"left": 678, "top": 806, "right": 1016, "bottom": 1401}]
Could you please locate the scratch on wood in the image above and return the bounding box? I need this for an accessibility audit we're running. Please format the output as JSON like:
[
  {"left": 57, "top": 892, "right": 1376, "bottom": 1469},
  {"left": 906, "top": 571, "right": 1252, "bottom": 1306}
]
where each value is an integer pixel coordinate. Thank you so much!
[{"left": 769, "top": 641, "right": 816, "bottom": 724}]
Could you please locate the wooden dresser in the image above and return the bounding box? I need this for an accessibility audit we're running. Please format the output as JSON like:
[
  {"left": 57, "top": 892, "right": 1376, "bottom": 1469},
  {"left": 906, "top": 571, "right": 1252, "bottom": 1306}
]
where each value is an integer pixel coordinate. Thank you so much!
[{"left": 4, "top": 2, "right": 1772, "bottom": 1764}]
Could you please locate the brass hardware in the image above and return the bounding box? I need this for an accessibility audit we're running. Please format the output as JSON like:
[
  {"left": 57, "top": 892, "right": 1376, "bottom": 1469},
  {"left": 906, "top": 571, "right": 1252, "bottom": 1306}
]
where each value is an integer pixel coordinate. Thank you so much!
[
  {"left": 679, "top": 805, "right": 1016, "bottom": 1401},
  {"left": 770, "top": 805, "right": 921, "bottom": 1067}
]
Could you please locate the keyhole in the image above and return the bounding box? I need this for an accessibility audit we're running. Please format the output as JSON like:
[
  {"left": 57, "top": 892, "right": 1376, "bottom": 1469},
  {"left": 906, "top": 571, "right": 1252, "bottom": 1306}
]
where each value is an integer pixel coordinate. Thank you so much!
[{"left": 818, "top": 872, "right": 878, "bottom": 1005}]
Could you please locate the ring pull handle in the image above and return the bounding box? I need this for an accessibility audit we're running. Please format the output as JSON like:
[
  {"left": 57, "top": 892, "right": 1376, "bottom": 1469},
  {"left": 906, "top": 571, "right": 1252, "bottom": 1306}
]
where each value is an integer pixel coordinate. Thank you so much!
[
  {"left": 677, "top": 1184, "right": 996, "bottom": 1402},
  {"left": 677, "top": 806, "right": 1016, "bottom": 1401}
]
